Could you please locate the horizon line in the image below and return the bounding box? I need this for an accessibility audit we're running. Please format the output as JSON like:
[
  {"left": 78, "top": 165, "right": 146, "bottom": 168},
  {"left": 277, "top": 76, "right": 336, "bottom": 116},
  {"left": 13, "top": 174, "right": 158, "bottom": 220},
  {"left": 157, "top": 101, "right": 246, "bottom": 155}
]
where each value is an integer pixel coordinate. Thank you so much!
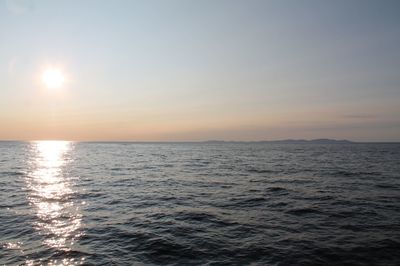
[{"left": 1, "top": 139, "right": 400, "bottom": 143}]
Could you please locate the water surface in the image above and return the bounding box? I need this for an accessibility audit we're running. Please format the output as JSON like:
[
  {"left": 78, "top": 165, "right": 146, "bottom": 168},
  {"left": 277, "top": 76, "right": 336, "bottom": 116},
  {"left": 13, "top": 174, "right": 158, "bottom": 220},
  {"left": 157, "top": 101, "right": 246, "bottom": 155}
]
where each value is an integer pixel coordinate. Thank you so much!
[{"left": 1, "top": 142, "right": 400, "bottom": 265}]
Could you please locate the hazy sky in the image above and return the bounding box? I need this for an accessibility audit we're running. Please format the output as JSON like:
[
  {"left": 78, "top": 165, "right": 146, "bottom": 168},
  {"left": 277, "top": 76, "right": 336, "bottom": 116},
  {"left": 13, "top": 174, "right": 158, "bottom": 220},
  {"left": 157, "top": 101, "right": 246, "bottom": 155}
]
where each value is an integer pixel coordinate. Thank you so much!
[{"left": 1, "top": 0, "right": 399, "bottom": 141}]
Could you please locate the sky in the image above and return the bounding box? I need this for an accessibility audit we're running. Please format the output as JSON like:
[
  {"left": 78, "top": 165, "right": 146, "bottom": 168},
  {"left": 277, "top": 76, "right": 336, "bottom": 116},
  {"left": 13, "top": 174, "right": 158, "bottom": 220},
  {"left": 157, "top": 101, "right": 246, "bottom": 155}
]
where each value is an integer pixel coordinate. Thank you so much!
[{"left": 0, "top": 0, "right": 399, "bottom": 141}]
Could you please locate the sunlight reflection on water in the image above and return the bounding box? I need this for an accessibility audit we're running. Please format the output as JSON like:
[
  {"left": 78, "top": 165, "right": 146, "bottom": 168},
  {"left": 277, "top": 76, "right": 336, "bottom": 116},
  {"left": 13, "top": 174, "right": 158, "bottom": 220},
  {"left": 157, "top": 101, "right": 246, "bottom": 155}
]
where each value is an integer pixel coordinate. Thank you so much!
[{"left": 25, "top": 141, "right": 84, "bottom": 265}]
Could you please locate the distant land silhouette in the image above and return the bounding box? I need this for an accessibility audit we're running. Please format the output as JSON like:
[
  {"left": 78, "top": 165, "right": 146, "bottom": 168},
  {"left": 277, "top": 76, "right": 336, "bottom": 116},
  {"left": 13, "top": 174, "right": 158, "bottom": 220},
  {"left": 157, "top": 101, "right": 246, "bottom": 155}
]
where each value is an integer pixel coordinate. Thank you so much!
[{"left": 202, "top": 139, "right": 354, "bottom": 144}]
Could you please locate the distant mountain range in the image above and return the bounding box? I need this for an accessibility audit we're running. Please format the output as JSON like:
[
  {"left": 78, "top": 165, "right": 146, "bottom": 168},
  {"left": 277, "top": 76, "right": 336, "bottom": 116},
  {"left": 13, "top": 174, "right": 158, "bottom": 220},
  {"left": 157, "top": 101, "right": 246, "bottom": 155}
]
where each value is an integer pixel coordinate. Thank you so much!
[{"left": 202, "top": 139, "right": 354, "bottom": 144}]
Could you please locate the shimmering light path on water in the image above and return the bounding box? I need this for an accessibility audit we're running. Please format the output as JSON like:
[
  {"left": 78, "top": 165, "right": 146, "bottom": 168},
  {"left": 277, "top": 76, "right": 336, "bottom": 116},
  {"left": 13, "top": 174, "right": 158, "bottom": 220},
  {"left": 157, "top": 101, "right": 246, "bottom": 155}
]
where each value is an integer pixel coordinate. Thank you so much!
[
  {"left": 27, "top": 141, "right": 84, "bottom": 264},
  {"left": 1, "top": 142, "right": 400, "bottom": 265}
]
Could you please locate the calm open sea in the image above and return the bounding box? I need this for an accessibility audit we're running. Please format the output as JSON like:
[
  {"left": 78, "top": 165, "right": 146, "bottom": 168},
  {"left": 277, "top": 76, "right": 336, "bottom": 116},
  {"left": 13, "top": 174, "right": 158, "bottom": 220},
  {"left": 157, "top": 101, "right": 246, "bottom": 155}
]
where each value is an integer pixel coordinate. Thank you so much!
[{"left": 1, "top": 141, "right": 399, "bottom": 265}]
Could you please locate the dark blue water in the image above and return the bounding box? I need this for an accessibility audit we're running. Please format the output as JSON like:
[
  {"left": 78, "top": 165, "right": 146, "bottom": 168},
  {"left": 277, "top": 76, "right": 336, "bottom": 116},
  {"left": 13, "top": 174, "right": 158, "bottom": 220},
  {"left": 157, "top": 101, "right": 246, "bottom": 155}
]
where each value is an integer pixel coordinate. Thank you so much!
[{"left": 1, "top": 141, "right": 400, "bottom": 265}]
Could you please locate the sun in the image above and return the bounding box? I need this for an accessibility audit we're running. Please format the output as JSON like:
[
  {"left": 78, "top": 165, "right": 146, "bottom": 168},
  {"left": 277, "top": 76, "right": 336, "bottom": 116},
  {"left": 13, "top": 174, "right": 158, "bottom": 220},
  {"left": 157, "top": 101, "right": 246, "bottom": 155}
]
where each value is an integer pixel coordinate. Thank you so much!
[{"left": 42, "top": 68, "right": 65, "bottom": 89}]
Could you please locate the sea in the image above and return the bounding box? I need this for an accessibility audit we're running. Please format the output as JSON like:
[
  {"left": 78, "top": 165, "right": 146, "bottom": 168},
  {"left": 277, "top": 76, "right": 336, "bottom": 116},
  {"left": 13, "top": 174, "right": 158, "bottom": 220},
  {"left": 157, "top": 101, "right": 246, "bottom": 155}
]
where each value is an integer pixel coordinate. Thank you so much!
[{"left": 1, "top": 141, "right": 399, "bottom": 265}]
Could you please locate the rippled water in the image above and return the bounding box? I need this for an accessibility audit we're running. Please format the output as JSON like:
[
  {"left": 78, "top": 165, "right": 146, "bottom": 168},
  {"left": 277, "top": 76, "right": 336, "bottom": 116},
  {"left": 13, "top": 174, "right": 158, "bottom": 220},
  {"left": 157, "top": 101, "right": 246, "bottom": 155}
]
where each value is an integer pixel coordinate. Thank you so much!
[{"left": 1, "top": 141, "right": 400, "bottom": 265}]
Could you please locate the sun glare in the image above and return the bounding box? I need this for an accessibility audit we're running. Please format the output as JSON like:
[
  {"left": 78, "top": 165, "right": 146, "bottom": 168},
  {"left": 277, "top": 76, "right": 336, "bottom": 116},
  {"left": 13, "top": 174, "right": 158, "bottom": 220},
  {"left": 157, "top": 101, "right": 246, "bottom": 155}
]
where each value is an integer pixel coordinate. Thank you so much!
[{"left": 42, "top": 68, "right": 65, "bottom": 89}]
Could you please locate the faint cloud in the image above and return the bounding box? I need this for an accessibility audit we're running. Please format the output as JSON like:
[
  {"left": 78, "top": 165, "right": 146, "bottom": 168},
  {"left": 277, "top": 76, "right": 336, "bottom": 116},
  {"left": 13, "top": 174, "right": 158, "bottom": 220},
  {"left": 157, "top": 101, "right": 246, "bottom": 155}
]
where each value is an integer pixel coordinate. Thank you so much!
[
  {"left": 8, "top": 57, "right": 18, "bottom": 75},
  {"left": 342, "top": 114, "right": 375, "bottom": 119},
  {"left": 5, "top": 0, "right": 34, "bottom": 15}
]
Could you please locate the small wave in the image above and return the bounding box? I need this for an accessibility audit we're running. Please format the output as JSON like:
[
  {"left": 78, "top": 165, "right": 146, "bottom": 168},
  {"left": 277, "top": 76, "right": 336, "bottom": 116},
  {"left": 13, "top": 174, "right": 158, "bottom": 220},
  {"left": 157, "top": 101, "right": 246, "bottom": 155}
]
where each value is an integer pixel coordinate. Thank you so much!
[
  {"left": 0, "top": 171, "right": 24, "bottom": 176},
  {"left": 174, "top": 210, "right": 237, "bottom": 227},
  {"left": 286, "top": 207, "right": 323, "bottom": 216},
  {"left": 327, "top": 170, "right": 381, "bottom": 178},
  {"left": 137, "top": 236, "right": 205, "bottom": 263},
  {"left": 375, "top": 183, "right": 398, "bottom": 189},
  {"left": 266, "top": 187, "right": 290, "bottom": 194},
  {"left": 246, "top": 168, "right": 275, "bottom": 174},
  {"left": 222, "top": 197, "right": 268, "bottom": 208}
]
